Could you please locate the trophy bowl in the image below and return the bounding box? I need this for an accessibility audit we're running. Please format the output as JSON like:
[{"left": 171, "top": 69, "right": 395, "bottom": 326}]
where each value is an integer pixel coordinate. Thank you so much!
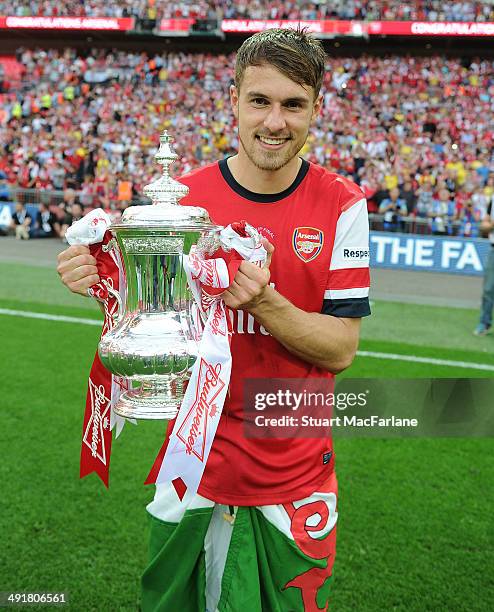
[{"left": 98, "top": 131, "right": 221, "bottom": 420}]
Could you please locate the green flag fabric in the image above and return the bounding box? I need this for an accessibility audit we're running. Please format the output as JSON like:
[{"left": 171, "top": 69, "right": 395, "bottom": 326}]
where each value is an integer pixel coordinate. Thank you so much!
[{"left": 142, "top": 474, "right": 338, "bottom": 611}]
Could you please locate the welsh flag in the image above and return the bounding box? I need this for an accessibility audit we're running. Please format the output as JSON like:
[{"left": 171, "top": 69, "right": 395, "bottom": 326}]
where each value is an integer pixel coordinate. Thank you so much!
[{"left": 141, "top": 474, "right": 338, "bottom": 612}]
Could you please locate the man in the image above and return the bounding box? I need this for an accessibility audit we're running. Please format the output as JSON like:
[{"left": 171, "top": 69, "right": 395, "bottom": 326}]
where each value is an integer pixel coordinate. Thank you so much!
[
  {"left": 60, "top": 202, "right": 84, "bottom": 242},
  {"left": 473, "top": 197, "right": 494, "bottom": 336},
  {"left": 378, "top": 187, "right": 408, "bottom": 232},
  {"left": 31, "top": 202, "right": 60, "bottom": 238},
  {"left": 399, "top": 178, "right": 417, "bottom": 214},
  {"left": 57, "top": 29, "right": 370, "bottom": 611},
  {"left": 429, "top": 188, "right": 453, "bottom": 236},
  {"left": 10, "top": 202, "right": 32, "bottom": 240}
]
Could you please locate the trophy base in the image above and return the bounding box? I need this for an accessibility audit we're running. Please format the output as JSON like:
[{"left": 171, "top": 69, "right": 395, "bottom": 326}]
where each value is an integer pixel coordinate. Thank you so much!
[{"left": 114, "top": 379, "right": 185, "bottom": 420}]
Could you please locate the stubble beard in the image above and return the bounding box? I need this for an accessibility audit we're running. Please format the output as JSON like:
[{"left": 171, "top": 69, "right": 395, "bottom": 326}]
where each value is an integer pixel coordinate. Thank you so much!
[{"left": 238, "top": 130, "right": 308, "bottom": 172}]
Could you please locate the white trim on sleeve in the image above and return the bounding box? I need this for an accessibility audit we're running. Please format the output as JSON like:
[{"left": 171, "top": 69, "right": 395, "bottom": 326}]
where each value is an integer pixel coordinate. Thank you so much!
[
  {"left": 329, "top": 198, "right": 370, "bottom": 271},
  {"left": 324, "top": 287, "right": 370, "bottom": 300}
]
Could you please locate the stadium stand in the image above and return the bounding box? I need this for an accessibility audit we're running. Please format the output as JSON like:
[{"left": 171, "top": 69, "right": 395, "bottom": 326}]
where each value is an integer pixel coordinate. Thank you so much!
[
  {"left": 0, "top": 5, "right": 493, "bottom": 239},
  {"left": 1, "top": 48, "right": 493, "bottom": 237},
  {"left": 1, "top": 0, "right": 494, "bottom": 22}
]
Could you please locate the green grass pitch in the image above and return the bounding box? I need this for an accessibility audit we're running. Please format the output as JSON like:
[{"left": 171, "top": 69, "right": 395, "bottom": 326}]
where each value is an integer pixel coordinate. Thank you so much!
[{"left": 1, "top": 262, "right": 493, "bottom": 610}]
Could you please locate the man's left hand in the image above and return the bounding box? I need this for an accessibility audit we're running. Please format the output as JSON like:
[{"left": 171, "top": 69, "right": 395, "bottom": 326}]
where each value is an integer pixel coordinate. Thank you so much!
[{"left": 223, "top": 239, "right": 274, "bottom": 311}]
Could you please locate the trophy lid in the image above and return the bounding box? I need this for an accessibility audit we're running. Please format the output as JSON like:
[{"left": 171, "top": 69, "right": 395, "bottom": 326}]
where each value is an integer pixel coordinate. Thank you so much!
[{"left": 112, "top": 130, "right": 217, "bottom": 230}]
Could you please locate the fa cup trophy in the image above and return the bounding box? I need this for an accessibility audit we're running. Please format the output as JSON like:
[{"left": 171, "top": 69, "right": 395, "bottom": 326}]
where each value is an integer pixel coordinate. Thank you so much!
[{"left": 98, "top": 131, "right": 220, "bottom": 420}]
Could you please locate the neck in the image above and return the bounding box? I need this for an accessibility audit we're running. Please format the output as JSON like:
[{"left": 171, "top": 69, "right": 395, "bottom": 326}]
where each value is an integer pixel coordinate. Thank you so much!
[{"left": 227, "top": 151, "right": 302, "bottom": 194}]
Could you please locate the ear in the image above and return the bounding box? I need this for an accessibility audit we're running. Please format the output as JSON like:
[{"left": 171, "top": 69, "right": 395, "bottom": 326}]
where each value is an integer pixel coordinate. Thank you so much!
[
  {"left": 311, "top": 93, "right": 323, "bottom": 121},
  {"left": 230, "top": 84, "right": 239, "bottom": 120}
]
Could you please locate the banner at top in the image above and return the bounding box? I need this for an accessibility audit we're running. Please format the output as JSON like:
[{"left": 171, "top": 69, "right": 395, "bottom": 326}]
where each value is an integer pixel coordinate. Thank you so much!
[
  {"left": 159, "top": 18, "right": 195, "bottom": 32},
  {"left": 220, "top": 19, "right": 494, "bottom": 37},
  {"left": 221, "top": 19, "right": 359, "bottom": 35},
  {"left": 0, "top": 16, "right": 135, "bottom": 30},
  {"left": 368, "top": 20, "right": 494, "bottom": 36},
  {"left": 2, "top": 16, "right": 493, "bottom": 36}
]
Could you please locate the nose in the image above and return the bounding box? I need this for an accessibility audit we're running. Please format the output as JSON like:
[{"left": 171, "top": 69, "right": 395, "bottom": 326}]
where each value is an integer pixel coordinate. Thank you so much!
[{"left": 263, "top": 104, "right": 286, "bottom": 133}]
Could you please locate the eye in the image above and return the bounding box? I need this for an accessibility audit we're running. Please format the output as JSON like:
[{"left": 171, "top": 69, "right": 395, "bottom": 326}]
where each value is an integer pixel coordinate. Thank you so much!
[
  {"left": 251, "top": 97, "right": 268, "bottom": 106},
  {"left": 285, "top": 101, "right": 302, "bottom": 109}
]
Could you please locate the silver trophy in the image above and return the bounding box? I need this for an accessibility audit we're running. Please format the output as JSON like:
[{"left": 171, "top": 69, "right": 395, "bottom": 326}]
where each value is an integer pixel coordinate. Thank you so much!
[{"left": 98, "top": 131, "right": 221, "bottom": 420}]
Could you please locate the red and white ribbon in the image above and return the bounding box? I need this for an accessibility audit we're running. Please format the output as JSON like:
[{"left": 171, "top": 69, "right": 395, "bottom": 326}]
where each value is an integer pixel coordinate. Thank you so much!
[
  {"left": 67, "top": 209, "right": 132, "bottom": 486},
  {"left": 67, "top": 213, "right": 265, "bottom": 490},
  {"left": 154, "top": 222, "right": 266, "bottom": 496}
]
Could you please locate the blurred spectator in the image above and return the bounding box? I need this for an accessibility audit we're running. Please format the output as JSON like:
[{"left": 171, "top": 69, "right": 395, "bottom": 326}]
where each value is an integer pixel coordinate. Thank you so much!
[
  {"left": 429, "top": 188, "right": 453, "bottom": 235},
  {"left": 0, "top": 178, "right": 11, "bottom": 201},
  {"left": 471, "top": 179, "right": 490, "bottom": 219},
  {"left": 117, "top": 176, "right": 133, "bottom": 206},
  {"left": 79, "top": 176, "right": 98, "bottom": 207},
  {"left": 458, "top": 199, "right": 482, "bottom": 237},
  {"left": 31, "top": 202, "right": 60, "bottom": 238},
  {"left": 454, "top": 183, "right": 473, "bottom": 217},
  {"left": 473, "top": 199, "right": 494, "bottom": 335},
  {"left": 60, "top": 202, "right": 84, "bottom": 242},
  {"left": 415, "top": 184, "right": 435, "bottom": 218},
  {"left": 379, "top": 187, "right": 408, "bottom": 232},
  {"left": 372, "top": 180, "right": 390, "bottom": 210},
  {"left": 399, "top": 179, "right": 417, "bottom": 214},
  {"left": 10, "top": 202, "right": 32, "bottom": 240},
  {"left": 484, "top": 176, "right": 494, "bottom": 199}
]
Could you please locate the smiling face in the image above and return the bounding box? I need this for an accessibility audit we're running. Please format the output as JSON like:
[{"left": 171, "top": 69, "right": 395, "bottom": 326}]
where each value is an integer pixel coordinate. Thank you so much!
[{"left": 230, "top": 64, "right": 322, "bottom": 173}]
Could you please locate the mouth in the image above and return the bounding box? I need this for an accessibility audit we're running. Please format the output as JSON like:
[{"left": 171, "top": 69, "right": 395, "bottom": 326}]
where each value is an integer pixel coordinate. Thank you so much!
[{"left": 256, "top": 135, "right": 291, "bottom": 149}]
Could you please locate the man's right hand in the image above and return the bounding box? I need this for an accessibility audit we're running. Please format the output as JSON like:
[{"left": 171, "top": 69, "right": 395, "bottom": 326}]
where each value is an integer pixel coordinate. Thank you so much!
[{"left": 57, "top": 245, "right": 100, "bottom": 296}]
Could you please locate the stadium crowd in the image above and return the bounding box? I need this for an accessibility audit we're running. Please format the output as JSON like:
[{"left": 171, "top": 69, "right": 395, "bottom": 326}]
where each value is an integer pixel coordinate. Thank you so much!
[
  {"left": 0, "top": 47, "right": 493, "bottom": 239},
  {"left": 1, "top": 0, "right": 494, "bottom": 22}
]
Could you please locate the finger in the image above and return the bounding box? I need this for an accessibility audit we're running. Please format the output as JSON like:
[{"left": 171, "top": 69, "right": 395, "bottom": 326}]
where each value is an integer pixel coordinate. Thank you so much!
[
  {"left": 232, "top": 266, "right": 250, "bottom": 283},
  {"left": 229, "top": 270, "right": 256, "bottom": 292},
  {"left": 223, "top": 281, "right": 251, "bottom": 307},
  {"left": 231, "top": 272, "right": 261, "bottom": 296},
  {"left": 260, "top": 237, "right": 274, "bottom": 269},
  {"left": 57, "top": 253, "right": 97, "bottom": 276},
  {"left": 68, "top": 275, "right": 101, "bottom": 297},
  {"left": 261, "top": 237, "right": 275, "bottom": 255},
  {"left": 222, "top": 290, "right": 243, "bottom": 310},
  {"left": 237, "top": 262, "right": 270, "bottom": 286},
  {"left": 226, "top": 279, "right": 243, "bottom": 295},
  {"left": 57, "top": 245, "right": 90, "bottom": 264},
  {"left": 225, "top": 277, "right": 262, "bottom": 308},
  {"left": 64, "top": 264, "right": 99, "bottom": 284},
  {"left": 57, "top": 252, "right": 93, "bottom": 274}
]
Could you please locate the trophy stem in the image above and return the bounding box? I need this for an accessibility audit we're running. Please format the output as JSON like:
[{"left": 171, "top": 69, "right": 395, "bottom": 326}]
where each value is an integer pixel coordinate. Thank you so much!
[{"left": 114, "top": 378, "right": 186, "bottom": 420}]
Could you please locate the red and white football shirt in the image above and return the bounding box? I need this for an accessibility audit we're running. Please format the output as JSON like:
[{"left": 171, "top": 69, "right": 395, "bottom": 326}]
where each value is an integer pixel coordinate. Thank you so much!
[{"left": 169, "top": 158, "right": 370, "bottom": 505}]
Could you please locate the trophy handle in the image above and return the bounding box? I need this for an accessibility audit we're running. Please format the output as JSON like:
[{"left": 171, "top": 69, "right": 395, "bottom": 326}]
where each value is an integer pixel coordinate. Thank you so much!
[{"left": 106, "top": 284, "right": 123, "bottom": 323}]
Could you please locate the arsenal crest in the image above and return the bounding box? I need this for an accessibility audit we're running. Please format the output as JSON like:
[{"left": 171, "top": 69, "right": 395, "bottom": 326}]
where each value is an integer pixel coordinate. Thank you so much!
[{"left": 292, "top": 227, "right": 324, "bottom": 263}]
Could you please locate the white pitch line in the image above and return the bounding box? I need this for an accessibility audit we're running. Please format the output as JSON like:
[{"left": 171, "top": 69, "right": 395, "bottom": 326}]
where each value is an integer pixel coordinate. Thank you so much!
[
  {"left": 0, "top": 308, "right": 101, "bottom": 326},
  {"left": 1, "top": 307, "right": 494, "bottom": 372},
  {"left": 356, "top": 350, "right": 494, "bottom": 372}
]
